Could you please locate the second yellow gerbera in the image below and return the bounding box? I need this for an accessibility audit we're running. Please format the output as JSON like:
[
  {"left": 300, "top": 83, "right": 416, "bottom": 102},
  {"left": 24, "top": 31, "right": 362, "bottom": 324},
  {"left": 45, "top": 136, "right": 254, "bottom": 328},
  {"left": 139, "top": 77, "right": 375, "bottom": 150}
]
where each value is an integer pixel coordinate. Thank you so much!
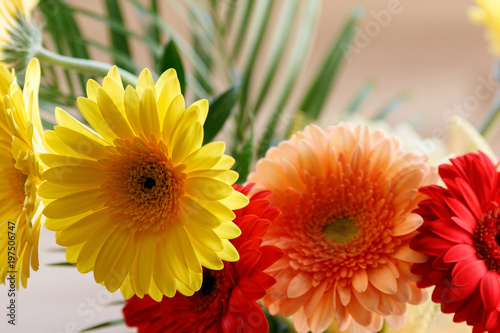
[
  {"left": 40, "top": 67, "right": 248, "bottom": 300},
  {"left": 0, "top": 58, "right": 45, "bottom": 288}
]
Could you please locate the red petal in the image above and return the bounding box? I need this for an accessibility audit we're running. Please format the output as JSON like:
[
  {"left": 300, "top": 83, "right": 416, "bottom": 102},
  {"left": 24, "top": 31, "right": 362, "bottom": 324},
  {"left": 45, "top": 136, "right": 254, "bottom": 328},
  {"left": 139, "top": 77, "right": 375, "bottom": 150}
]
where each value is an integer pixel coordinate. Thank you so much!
[
  {"left": 483, "top": 309, "right": 500, "bottom": 331},
  {"left": 451, "top": 216, "right": 475, "bottom": 234},
  {"left": 455, "top": 177, "right": 482, "bottom": 220},
  {"left": 480, "top": 271, "right": 500, "bottom": 312},
  {"left": 245, "top": 198, "right": 271, "bottom": 218},
  {"left": 466, "top": 290, "right": 485, "bottom": 326},
  {"left": 444, "top": 197, "right": 477, "bottom": 227},
  {"left": 442, "top": 280, "right": 477, "bottom": 302},
  {"left": 240, "top": 302, "right": 268, "bottom": 332},
  {"left": 249, "top": 189, "right": 271, "bottom": 200},
  {"left": 229, "top": 286, "right": 253, "bottom": 312},
  {"left": 411, "top": 235, "right": 455, "bottom": 256},
  {"left": 443, "top": 244, "right": 476, "bottom": 263},
  {"left": 261, "top": 206, "right": 281, "bottom": 222},
  {"left": 253, "top": 245, "right": 284, "bottom": 271},
  {"left": 452, "top": 259, "right": 487, "bottom": 287},
  {"left": 428, "top": 220, "right": 473, "bottom": 244},
  {"left": 237, "top": 277, "right": 266, "bottom": 300},
  {"left": 250, "top": 271, "right": 276, "bottom": 290},
  {"left": 419, "top": 184, "right": 449, "bottom": 201},
  {"left": 237, "top": 249, "right": 261, "bottom": 277}
]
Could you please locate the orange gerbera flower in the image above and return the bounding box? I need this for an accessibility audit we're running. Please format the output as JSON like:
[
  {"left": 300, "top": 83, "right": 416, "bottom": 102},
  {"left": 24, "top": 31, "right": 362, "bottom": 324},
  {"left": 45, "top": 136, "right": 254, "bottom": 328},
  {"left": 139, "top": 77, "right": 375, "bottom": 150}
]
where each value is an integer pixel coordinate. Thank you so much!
[{"left": 248, "top": 124, "right": 437, "bottom": 332}]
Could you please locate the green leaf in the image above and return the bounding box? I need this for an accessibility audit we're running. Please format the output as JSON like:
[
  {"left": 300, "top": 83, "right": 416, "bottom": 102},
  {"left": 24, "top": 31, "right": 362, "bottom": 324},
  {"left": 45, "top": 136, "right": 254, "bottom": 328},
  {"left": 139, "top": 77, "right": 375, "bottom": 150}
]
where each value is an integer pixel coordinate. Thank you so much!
[
  {"left": 104, "top": 0, "right": 135, "bottom": 73},
  {"left": 293, "top": 6, "right": 364, "bottom": 127},
  {"left": 39, "top": 0, "right": 90, "bottom": 93},
  {"left": 67, "top": 7, "right": 161, "bottom": 53},
  {"left": 222, "top": 0, "right": 238, "bottom": 36},
  {"left": 257, "top": 0, "right": 321, "bottom": 158},
  {"left": 203, "top": 84, "right": 240, "bottom": 144},
  {"left": 232, "top": 0, "right": 256, "bottom": 60},
  {"left": 46, "top": 262, "right": 76, "bottom": 267},
  {"left": 253, "top": 0, "right": 300, "bottom": 116},
  {"left": 344, "top": 80, "right": 375, "bottom": 116},
  {"left": 149, "top": 0, "right": 161, "bottom": 44},
  {"left": 265, "top": 312, "right": 293, "bottom": 333},
  {"left": 480, "top": 102, "right": 500, "bottom": 139},
  {"left": 234, "top": 134, "right": 253, "bottom": 184},
  {"left": 158, "top": 40, "right": 186, "bottom": 94},
  {"left": 372, "top": 92, "right": 409, "bottom": 121},
  {"left": 125, "top": 0, "right": 213, "bottom": 94},
  {"left": 234, "top": 0, "right": 274, "bottom": 152},
  {"left": 80, "top": 319, "right": 124, "bottom": 332}
]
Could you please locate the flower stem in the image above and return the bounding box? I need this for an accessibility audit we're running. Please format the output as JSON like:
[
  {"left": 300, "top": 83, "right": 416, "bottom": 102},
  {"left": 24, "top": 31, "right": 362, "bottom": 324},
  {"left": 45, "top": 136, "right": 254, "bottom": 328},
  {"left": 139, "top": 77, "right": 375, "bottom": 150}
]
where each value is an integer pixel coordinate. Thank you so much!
[
  {"left": 480, "top": 60, "right": 500, "bottom": 139},
  {"left": 34, "top": 47, "right": 138, "bottom": 87}
]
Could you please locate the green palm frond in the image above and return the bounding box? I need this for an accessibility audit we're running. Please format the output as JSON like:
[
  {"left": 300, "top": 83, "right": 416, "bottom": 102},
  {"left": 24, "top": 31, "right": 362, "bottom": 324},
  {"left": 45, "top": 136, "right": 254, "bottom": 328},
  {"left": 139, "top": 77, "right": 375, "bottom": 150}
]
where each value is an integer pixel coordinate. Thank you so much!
[{"left": 35, "top": 0, "right": 371, "bottom": 174}]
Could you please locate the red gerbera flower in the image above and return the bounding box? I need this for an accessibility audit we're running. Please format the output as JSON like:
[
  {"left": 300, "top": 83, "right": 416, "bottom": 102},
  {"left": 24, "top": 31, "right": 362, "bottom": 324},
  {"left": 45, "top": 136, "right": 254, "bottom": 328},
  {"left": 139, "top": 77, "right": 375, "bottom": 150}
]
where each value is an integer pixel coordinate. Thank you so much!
[
  {"left": 122, "top": 184, "right": 283, "bottom": 333},
  {"left": 411, "top": 151, "right": 500, "bottom": 333}
]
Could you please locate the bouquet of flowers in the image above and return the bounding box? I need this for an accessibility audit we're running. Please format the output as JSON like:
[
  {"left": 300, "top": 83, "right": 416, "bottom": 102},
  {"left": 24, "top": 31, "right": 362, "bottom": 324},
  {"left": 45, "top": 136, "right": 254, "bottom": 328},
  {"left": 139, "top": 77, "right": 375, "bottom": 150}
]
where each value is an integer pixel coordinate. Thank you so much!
[{"left": 2, "top": 0, "right": 500, "bottom": 332}]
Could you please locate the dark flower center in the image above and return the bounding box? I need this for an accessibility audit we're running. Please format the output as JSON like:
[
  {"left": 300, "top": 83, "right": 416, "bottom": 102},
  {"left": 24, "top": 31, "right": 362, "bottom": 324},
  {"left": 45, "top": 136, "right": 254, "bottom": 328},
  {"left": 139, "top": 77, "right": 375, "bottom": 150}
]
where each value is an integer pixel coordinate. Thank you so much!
[
  {"left": 143, "top": 177, "right": 156, "bottom": 189},
  {"left": 474, "top": 209, "right": 500, "bottom": 271},
  {"left": 200, "top": 271, "right": 217, "bottom": 296}
]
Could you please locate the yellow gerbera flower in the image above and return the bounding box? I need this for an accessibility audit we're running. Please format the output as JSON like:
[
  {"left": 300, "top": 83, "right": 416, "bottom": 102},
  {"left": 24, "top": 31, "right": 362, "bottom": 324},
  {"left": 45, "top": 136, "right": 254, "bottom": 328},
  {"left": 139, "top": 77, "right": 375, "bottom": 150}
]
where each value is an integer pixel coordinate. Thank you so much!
[
  {"left": 0, "top": 0, "right": 40, "bottom": 70},
  {"left": 469, "top": 0, "right": 500, "bottom": 57},
  {"left": 40, "top": 67, "right": 248, "bottom": 300},
  {"left": 0, "top": 57, "right": 45, "bottom": 288}
]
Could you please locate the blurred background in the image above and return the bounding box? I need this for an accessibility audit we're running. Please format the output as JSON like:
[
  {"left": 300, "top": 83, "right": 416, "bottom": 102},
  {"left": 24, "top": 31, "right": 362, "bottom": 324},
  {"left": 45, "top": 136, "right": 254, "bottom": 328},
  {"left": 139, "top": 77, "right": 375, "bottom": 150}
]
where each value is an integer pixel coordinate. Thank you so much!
[{"left": 0, "top": 0, "right": 493, "bottom": 332}]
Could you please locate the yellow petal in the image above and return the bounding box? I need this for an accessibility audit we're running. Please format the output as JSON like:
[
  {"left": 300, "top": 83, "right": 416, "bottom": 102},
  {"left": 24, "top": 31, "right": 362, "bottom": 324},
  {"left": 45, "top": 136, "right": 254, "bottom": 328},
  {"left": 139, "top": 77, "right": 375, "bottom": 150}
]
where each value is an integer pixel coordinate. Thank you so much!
[
  {"left": 139, "top": 88, "right": 160, "bottom": 138},
  {"left": 54, "top": 126, "right": 108, "bottom": 159},
  {"left": 189, "top": 235, "right": 223, "bottom": 270},
  {"left": 135, "top": 232, "right": 157, "bottom": 295},
  {"left": 213, "top": 154, "right": 235, "bottom": 169},
  {"left": 105, "top": 66, "right": 124, "bottom": 88},
  {"left": 184, "top": 177, "right": 233, "bottom": 201},
  {"left": 180, "top": 196, "right": 222, "bottom": 228},
  {"left": 124, "top": 85, "right": 143, "bottom": 136},
  {"left": 171, "top": 121, "right": 203, "bottom": 165},
  {"left": 164, "top": 226, "right": 191, "bottom": 286},
  {"left": 155, "top": 68, "right": 177, "bottom": 96},
  {"left": 76, "top": 222, "right": 118, "bottom": 274},
  {"left": 175, "top": 225, "right": 202, "bottom": 274},
  {"left": 217, "top": 239, "right": 239, "bottom": 262},
  {"left": 162, "top": 94, "right": 185, "bottom": 144},
  {"left": 157, "top": 76, "right": 180, "bottom": 124},
  {"left": 86, "top": 79, "right": 100, "bottom": 102},
  {"left": 219, "top": 190, "right": 249, "bottom": 210},
  {"left": 97, "top": 88, "right": 134, "bottom": 140},
  {"left": 213, "top": 221, "right": 241, "bottom": 239},
  {"left": 94, "top": 227, "right": 130, "bottom": 283},
  {"left": 184, "top": 221, "right": 224, "bottom": 251},
  {"left": 186, "top": 99, "right": 209, "bottom": 125},
  {"left": 182, "top": 141, "right": 225, "bottom": 173},
  {"left": 104, "top": 234, "right": 135, "bottom": 292},
  {"left": 38, "top": 182, "right": 83, "bottom": 199},
  {"left": 77, "top": 97, "right": 117, "bottom": 143},
  {"left": 153, "top": 241, "right": 177, "bottom": 297},
  {"left": 56, "top": 209, "right": 109, "bottom": 247},
  {"left": 43, "top": 165, "right": 104, "bottom": 187},
  {"left": 55, "top": 107, "right": 108, "bottom": 146},
  {"left": 136, "top": 69, "right": 155, "bottom": 98},
  {"left": 43, "top": 189, "right": 102, "bottom": 219}
]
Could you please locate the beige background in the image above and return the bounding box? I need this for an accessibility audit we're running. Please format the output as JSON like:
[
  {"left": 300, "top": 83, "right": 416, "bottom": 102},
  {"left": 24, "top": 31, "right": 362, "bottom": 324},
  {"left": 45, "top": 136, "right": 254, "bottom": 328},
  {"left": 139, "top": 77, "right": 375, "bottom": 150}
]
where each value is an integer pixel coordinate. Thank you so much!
[{"left": 1, "top": 0, "right": 494, "bottom": 332}]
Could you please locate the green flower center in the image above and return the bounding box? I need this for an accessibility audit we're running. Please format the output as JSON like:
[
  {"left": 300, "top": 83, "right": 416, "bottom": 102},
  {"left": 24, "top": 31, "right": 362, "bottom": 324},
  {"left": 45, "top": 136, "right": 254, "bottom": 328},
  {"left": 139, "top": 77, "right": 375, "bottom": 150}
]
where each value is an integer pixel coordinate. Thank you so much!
[{"left": 323, "top": 217, "right": 358, "bottom": 244}]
